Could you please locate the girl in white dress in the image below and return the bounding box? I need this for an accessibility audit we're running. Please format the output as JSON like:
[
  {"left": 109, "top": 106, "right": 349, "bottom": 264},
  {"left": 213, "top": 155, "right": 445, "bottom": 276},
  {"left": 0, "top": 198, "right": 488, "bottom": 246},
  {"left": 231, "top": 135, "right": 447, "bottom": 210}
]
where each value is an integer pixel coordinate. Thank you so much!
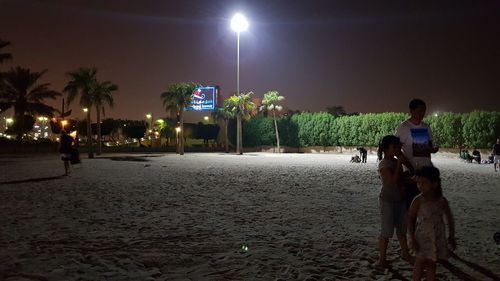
[{"left": 408, "top": 166, "right": 456, "bottom": 281}]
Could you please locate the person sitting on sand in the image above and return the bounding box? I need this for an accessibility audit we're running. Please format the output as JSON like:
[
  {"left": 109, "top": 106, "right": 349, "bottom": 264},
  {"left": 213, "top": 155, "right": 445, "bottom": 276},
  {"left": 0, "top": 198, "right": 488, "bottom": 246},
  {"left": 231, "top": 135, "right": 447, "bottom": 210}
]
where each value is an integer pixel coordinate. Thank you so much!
[
  {"left": 472, "top": 150, "right": 481, "bottom": 164},
  {"left": 409, "top": 166, "right": 456, "bottom": 281},
  {"left": 350, "top": 155, "right": 361, "bottom": 163},
  {"left": 376, "top": 135, "right": 414, "bottom": 267},
  {"left": 460, "top": 150, "right": 473, "bottom": 163}
]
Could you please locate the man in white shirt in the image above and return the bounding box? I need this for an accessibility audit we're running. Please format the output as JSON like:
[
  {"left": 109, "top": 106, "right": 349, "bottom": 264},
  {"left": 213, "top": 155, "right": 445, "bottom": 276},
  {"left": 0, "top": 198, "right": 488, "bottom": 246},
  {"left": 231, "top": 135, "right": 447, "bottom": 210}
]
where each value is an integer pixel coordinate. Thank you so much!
[
  {"left": 395, "top": 99, "right": 439, "bottom": 209},
  {"left": 395, "top": 99, "right": 439, "bottom": 171}
]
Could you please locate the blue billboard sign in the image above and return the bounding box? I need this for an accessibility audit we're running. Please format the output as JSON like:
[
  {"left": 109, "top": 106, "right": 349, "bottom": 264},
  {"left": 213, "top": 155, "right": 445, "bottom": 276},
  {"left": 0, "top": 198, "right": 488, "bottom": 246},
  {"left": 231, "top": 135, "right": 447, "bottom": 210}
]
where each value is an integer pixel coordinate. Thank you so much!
[{"left": 186, "top": 86, "right": 217, "bottom": 111}]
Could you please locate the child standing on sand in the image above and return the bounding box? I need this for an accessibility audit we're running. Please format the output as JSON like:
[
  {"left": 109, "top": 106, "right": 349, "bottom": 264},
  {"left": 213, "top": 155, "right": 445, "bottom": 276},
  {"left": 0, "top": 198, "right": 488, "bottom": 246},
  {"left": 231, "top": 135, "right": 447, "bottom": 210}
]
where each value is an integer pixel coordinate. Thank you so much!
[
  {"left": 377, "top": 135, "right": 413, "bottom": 267},
  {"left": 409, "top": 166, "right": 456, "bottom": 281}
]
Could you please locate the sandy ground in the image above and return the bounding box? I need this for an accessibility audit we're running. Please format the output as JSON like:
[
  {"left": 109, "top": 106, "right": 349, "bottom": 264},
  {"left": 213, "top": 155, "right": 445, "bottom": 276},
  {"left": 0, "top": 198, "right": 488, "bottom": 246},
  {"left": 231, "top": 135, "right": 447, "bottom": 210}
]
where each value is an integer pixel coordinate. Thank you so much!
[{"left": 0, "top": 152, "right": 499, "bottom": 281}]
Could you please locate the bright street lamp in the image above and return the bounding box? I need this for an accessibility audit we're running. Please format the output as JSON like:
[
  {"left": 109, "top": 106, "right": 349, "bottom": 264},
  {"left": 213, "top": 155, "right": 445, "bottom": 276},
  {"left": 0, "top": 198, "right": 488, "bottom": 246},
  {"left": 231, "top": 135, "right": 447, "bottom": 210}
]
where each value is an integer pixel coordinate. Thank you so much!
[
  {"left": 83, "top": 108, "right": 88, "bottom": 113},
  {"left": 231, "top": 13, "right": 248, "bottom": 98},
  {"left": 231, "top": 13, "right": 248, "bottom": 33}
]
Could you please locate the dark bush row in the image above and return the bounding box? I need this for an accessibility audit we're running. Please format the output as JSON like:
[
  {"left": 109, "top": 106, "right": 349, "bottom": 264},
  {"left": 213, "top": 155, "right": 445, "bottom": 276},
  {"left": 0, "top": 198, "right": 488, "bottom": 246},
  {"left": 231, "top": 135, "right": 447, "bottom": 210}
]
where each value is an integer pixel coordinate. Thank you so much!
[{"left": 235, "top": 111, "right": 500, "bottom": 149}]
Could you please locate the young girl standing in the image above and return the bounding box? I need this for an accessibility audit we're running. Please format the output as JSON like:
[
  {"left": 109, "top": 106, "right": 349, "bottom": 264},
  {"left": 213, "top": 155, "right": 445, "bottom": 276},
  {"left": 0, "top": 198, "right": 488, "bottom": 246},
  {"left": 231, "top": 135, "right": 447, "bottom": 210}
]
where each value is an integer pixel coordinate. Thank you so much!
[
  {"left": 377, "top": 135, "right": 413, "bottom": 267},
  {"left": 409, "top": 166, "right": 456, "bottom": 281}
]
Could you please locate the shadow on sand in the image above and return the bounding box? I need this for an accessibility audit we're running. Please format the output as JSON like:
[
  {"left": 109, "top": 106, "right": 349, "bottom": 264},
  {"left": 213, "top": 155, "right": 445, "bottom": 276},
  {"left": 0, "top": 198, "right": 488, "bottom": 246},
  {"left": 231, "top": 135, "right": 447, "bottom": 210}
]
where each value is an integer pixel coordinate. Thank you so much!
[
  {"left": 0, "top": 175, "right": 66, "bottom": 185},
  {"left": 99, "top": 155, "right": 164, "bottom": 162},
  {"left": 442, "top": 252, "right": 500, "bottom": 281}
]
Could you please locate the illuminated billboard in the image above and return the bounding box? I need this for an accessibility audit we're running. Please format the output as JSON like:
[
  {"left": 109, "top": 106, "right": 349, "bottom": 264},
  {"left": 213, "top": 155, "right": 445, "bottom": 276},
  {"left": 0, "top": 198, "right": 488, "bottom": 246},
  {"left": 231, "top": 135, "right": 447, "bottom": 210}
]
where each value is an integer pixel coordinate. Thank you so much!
[{"left": 186, "top": 86, "right": 217, "bottom": 111}]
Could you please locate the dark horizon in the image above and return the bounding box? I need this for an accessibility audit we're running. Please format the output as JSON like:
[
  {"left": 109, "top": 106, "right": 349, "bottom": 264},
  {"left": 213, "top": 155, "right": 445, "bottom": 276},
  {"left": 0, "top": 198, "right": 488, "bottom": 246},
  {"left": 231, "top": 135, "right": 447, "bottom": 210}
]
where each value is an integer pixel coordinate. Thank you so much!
[{"left": 1, "top": 0, "right": 499, "bottom": 121}]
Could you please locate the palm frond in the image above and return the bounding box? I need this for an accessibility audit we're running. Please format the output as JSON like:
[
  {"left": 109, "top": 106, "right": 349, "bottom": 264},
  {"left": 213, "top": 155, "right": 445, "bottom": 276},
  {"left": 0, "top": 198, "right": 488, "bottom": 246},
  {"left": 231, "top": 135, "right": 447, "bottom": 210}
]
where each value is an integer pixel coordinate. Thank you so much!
[{"left": 0, "top": 67, "right": 59, "bottom": 117}]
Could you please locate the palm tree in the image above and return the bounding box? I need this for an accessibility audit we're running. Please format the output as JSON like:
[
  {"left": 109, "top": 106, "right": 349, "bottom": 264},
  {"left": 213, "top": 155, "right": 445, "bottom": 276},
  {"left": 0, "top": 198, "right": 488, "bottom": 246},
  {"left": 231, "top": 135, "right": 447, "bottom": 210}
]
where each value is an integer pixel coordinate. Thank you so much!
[
  {"left": 225, "top": 92, "right": 256, "bottom": 155},
  {"left": 160, "top": 82, "right": 199, "bottom": 155},
  {"left": 93, "top": 81, "right": 117, "bottom": 155},
  {"left": 212, "top": 102, "right": 234, "bottom": 153},
  {"left": 64, "top": 67, "right": 98, "bottom": 158},
  {"left": 0, "top": 39, "right": 12, "bottom": 64},
  {"left": 261, "top": 90, "right": 285, "bottom": 153},
  {"left": 0, "top": 67, "right": 61, "bottom": 140}
]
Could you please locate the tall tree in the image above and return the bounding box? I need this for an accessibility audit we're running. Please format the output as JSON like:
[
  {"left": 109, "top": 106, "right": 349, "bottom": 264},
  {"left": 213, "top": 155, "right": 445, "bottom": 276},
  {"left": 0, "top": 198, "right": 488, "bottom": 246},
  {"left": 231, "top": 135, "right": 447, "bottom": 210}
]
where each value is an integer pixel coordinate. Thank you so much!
[
  {"left": 160, "top": 82, "right": 199, "bottom": 155},
  {"left": 212, "top": 101, "right": 234, "bottom": 153},
  {"left": 0, "top": 67, "right": 60, "bottom": 140},
  {"left": 0, "top": 39, "right": 12, "bottom": 64},
  {"left": 225, "top": 92, "right": 256, "bottom": 155},
  {"left": 64, "top": 67, "right": 98, "bottom": 158},
  {"left": 93, "top": 80, "right": 118, "bottom": 155},
  {"left": 261, "top": 90, "right": 285, "bottom": 153}
]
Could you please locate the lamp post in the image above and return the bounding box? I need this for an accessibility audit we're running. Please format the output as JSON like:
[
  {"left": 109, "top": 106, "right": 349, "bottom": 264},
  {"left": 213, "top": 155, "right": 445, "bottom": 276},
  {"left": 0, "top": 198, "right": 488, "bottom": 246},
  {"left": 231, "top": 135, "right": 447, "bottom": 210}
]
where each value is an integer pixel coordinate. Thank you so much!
[
  {"left": 146, "top": 113, "right": 152, "bottom": 147},
  {"left": 61, "top": 120, "right": 68, "bottom": 131},
  {"left": 175, "top": 127, "right": 181, "bottom": 154},
  {"left": 37, "top": 116, "right": 48, "bottom": 138},
  {"left": 231, "top": 13, "right": 248, "bottom": 155},
  {"left": 5, "top": 117, "right": 13, "bottom": 132}
]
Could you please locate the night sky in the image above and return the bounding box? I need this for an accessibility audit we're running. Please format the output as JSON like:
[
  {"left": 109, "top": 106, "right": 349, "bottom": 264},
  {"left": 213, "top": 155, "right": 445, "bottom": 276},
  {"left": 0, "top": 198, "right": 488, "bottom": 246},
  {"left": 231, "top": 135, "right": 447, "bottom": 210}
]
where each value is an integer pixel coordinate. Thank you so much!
[{"left": 1, "top": 0, "right": 499, "bottom": 121}]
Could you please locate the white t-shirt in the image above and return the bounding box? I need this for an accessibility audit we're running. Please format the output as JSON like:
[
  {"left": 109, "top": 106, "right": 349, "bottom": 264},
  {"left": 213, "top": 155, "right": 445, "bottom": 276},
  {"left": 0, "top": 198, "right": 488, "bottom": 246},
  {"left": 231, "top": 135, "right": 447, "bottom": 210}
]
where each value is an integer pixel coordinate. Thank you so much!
[{"left": 395, "top": 120, "right": 434, "bottom": 170}]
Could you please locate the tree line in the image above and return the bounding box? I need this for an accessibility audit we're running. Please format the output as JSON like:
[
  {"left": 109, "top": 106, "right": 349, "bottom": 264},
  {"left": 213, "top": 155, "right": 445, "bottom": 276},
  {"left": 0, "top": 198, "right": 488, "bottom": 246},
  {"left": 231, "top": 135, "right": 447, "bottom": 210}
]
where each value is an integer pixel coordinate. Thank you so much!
[{"left": 237, "top": 111, "right": 500, "bottom": 149}]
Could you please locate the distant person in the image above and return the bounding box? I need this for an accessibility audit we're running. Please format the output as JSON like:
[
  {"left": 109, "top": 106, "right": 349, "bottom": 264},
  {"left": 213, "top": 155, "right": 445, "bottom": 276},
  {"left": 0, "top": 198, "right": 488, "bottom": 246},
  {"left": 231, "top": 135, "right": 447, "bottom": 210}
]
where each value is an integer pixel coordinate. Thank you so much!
[
  {"left": 59, "top": 130, "right": 74, "bottom": 176},
  {"left": 472, "top": 149, "right": 481, "bottom": 164},
  {"left": 395, "top": 98, "right": 438, "bottom": 209},
  {"left": 357, "top": 147, "right": 368, "bottom": 163},
  {"left": 350, "top": 155, "right": 361, "bottom": 163},
  {"left": 70, "top": 131, "right": 81, "bottom": 165},
  {"left": 461, "top": 149, "right": 473, "bottom": 163},
  {"left": 409, "top": 166, "right": 456, "bottom": 281},
  {"left": 376, "top": 135, "right": 413, "bottom": 267},
  {"left": 493, "top": 138, "right": 500, "bottom": 172}
]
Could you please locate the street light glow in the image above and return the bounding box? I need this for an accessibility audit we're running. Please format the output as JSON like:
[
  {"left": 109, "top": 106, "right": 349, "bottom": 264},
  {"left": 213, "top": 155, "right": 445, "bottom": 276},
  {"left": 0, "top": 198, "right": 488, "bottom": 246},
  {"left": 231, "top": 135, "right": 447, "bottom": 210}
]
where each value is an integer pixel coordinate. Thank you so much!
[
  {"left": 231, "top": 13, "right": 248, "bottom": 32},
  {"left": 146, "top": 114, "right": 152, "bottom": 119},
  {"left": 6, "top": 118, "right": 13, "bottom": 124},
  {"left": 175, "top": 127, "right": 181, "bottom": 133},
  {"left": 83, "top": 108, "right": 88, "bottom": 112}
]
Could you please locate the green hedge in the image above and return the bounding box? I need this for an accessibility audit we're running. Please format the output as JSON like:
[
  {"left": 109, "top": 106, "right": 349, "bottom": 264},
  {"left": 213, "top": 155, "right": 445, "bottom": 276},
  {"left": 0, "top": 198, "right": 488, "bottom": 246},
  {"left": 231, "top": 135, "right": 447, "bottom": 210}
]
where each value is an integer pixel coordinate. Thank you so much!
[{"left": 234, "top": 111, "right": 500, "bottom": 149}]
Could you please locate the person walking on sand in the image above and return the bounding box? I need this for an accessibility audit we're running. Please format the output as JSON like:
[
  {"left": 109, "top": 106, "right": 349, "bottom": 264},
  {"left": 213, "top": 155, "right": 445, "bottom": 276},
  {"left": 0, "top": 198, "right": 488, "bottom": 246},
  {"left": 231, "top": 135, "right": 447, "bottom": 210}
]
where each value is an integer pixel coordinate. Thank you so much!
[
  {"left": 493, "top": 138, "right": 500, "bottom": 172},
  {"left": 59, "top": 130, "right": 74, "bottom": 176},
  {"left": 376, "top": 135, "right": 414, "bottom": 267},
  {"left": 395, "top": 98, "right": 439, "bottom": 209},
  {"left": 409, "top": 166, "right": 456, "bottom": 281}
]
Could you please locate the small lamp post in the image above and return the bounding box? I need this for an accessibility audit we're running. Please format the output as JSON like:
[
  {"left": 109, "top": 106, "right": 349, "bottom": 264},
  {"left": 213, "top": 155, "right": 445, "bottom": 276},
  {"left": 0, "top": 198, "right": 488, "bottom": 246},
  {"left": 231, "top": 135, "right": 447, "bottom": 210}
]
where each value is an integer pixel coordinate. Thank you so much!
[
  {"left": 5, "top": 117, "right": 13, "bottom": 132},
  {"left": 175, "top": 127, "right": 181, "bottom": 154},
  {"left": 61, "top": 120, "right": 68, "bottom": 130}
]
